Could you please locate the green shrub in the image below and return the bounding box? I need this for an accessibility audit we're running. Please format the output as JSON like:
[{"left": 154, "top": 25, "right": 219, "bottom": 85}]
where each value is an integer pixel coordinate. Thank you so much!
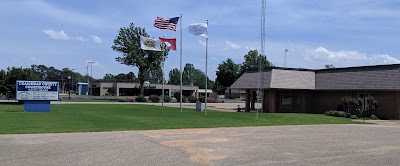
[
  {"left": 174, "top": 92, "right": 185, "bottom": 102},
  {"left": 187, "top": 96, "right": 198, "bottom": 103},
  {"left": 136, "top": 95, "right": 147, "bottom": 102},
  {"left": 118, "top": 98, "right": 127, "bottom": 102},
  {"left": 350, "top": 115, "right": 358, "bottom": 119},
  {"left": 149, "top": 95, "right": 160, "bottom": 103},
  {"left": 370, "top": 115, "right": 379, "bottom": 120},
  {"left": 325, "top": 111, "right": 333, "bottom": 115},
  {"left": 345, "top": 113, "right": 351, "bottom": 118},
  {"left": 333, "top": 111, "right": 340, "bottom": 117},
  {"left": 207, "top": 98, "right": 216, "bottom": 103},
  {"left": 173, "top": 92, "right": 180, "bottom": 99},
  {"left": 325, "top": 110, "right": 348, "bottom": 118},
  {"left": 337, "top": 111, "right": 346, "bottom": 117},
  {"left": 163, "top": 96, "right": 171, "bottom": 102},
  {"left": 198, "top": 96, "right": 205, "bottom": 103},
  {"left": 182, "top": 96, "right": 188, "bottom": 103}
]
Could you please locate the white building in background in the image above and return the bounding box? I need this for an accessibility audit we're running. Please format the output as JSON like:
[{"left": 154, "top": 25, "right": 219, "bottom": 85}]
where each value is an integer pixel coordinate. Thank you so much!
[{"left": 91, "top": 82, "right": 213, "bottom": 97}]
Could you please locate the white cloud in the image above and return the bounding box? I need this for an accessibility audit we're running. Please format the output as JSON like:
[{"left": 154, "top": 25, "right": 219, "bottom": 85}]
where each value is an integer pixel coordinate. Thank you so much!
[
  {"left": 91, "top": 35, "right": 102, "bottom": 44},
  {"left": 245, "top": 46, "right": 257, "bottom": 51},
  {"left": 210, "top": 57, "right": 217, "bottom": 61},
  {"left": 198, "top": 40, "right": 206, "bottom": 46},
  {"left": 222, "top": 41, "right": 241, "bottom": 51},
  {"left": 304, "top": 47, "right": 400, "bottom": 65},
  {"left": 30, "top": 57, "right": 37, "bottom": 62},
  {"left": 13, "top": 1, "right": 110, "bottom": 28},
  {"left": 369, "top": 54, "right": 400, "bottom": 64},
  {"left": 42, "top": 29, "right": 70, "bottom": 40},
  {"left": 75, "top": 36, "right": 86, "bottom": 42}
]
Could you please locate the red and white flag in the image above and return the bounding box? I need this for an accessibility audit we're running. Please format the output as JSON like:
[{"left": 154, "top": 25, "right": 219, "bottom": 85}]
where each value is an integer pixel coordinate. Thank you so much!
[
  {"left": 159, "top": 37, "right": 177, "bottom": 50},
  {"left": 154, "top": 17, "right": 179, "bottom": 31}
]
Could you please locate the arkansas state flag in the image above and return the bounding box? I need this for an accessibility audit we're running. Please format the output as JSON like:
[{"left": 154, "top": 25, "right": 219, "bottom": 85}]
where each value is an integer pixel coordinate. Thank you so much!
[{"left": 159, "top": 37, "right": 177, "bottom": 51}]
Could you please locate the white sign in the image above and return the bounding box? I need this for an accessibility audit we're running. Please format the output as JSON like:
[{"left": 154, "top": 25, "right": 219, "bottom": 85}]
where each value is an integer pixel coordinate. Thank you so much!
[{"left": 16, "top": 81, "right": 59, "bottom": 101}]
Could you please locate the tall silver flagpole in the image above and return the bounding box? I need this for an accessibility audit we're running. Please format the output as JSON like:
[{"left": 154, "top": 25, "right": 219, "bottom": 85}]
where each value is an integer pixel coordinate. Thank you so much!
[
  {"left": 162, "top": 37, "right": 165, "bottom": 110},
  {"left": 205, "top": 20, "right": 208, "bottom": 115},
  {"left": 180, "top": 14, "right": 183, "bottom": 112}
]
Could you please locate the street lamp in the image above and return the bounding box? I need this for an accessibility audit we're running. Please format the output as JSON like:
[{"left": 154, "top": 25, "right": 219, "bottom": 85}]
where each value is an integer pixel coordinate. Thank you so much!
[
  {"left": 71, "top": 69, "right": 75, "bottom": 93},
  {"left": 68, "top": 75, "right": 71, "bottom": 100},
  {"left": 86, "top": 61, "right": 95, "bottom": 96},
  {"left": 284, "top": 49, "right": 289, "bottom": 67}
]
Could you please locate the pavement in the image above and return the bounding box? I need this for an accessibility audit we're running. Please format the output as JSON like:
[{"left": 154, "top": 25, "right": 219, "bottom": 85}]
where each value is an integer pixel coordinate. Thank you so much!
[
  {"left": 352, "top": 119, "right": 400, "bottom": 127},
  {"left": 1, "top": 124, "right": 400, "bottom": 166}
]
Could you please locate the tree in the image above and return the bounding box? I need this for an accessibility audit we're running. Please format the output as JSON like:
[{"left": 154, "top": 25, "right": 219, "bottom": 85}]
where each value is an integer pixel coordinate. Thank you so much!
[
  {"left": 182, "top": 63, "right": 196, "bottom": 85},
  {"left": 215, "top": 58, "right": 240, "bottom": 94},
  {"left": 240, "top": 50, "right": 272, "bottom": 75},
  {"left": 0, "top": 69, "right": 6, "bottom": 96},
  {"left": 168, "top": 68, "right": 180, "bottom": 85},
  {"left": 325, "top": 64, "right": 335, "bottom": 69},
  {"left": 102, "top": 74, "right": 116, "bottom": 82},
  {"left": 101, "top": 72, "right": 138, "bottom": 83},
  {"left": 2, "top": 67, "right": 39, "bottom": 98},
  {"left": 168, "top": 64, "right": 214, "bottom": 89},
  {"left": 189, "top": 68, "right": 213, "bottom": 89},
  {"left": 112, "top": 23, "right": 167, "bottom": 95},
  {"left": 144, "top": 67, "right": 163, "bottom": 84}
]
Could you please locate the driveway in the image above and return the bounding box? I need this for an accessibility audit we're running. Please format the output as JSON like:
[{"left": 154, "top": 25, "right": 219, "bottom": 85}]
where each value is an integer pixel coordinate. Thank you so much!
[
  {"left": 353, "top": 119, "right": 400, "bottom": 127},
  {"left": 1, "top": 124, "right": 400, "bottom": 166}
]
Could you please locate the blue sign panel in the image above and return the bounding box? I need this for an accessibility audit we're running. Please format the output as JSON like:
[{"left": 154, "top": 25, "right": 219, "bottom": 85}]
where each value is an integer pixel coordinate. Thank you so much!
[{"left": 16, "top": 81, "right": 59, "bottom": 101}]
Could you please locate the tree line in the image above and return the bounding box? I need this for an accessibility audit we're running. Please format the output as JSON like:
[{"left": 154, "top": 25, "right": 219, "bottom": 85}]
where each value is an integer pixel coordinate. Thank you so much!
[{"left": 0, "top": 65, "right": 89, "bottom": 98}]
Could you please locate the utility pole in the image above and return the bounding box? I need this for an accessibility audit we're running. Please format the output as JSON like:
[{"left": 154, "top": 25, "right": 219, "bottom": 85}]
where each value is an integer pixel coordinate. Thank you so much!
[
  {"left": 257, "top": 0, "right": 266, "bottom": 116},
  {"left": 87, "top": 61, "right": 95, "bottom": 95},
  {"left": 284, "top": 49, "right": 288, "bottom": 67},
  {"left": 86, "top": 66, "right": 89, "bottom": 95},
  {"left": 71, "top": 69, "right": 75, "bottom": 93}
]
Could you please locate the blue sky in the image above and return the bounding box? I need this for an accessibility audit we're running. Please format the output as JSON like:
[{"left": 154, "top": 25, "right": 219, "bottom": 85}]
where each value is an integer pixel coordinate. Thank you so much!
[{"left": 1, "top": 0, "right": 400, "bottom": 80}]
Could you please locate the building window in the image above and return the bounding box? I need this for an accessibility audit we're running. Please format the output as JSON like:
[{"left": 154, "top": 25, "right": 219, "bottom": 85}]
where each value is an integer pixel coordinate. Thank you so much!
[{"left": 281, "top": 94, "right": 292, "bottom": 108}]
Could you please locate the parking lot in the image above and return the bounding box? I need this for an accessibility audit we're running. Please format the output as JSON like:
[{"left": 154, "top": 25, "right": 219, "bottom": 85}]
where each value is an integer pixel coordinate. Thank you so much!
[{"left": 1, "top": 124, "right": 400, "bottom": 166}]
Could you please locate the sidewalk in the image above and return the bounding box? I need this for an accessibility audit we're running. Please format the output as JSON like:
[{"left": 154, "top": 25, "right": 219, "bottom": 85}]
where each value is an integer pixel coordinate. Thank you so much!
[{"left": 352, "top": 119, "right": 400, "bottom": 127}]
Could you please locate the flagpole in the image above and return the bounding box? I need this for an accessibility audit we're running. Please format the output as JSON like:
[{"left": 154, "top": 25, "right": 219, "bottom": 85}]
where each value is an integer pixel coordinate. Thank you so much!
[
  {"left": 180, "top": 14, "right": 183, "bottom": 112},
  {"left": 162, "top": 37, "right": 165, "bottom": 110},
  {"left": 205, "top": 20, "right": 208, "bottom": 115}
]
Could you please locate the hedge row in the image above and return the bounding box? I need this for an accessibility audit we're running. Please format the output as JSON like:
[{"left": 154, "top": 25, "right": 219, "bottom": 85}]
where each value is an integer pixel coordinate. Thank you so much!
[{"left": 325, "top": 110, "right": 379, "bottom": 120}]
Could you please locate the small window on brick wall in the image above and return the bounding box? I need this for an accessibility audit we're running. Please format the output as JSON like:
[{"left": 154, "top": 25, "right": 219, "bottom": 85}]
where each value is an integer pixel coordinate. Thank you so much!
[{"left": 280, "top": 94, "right": 292, "bottom": 108}]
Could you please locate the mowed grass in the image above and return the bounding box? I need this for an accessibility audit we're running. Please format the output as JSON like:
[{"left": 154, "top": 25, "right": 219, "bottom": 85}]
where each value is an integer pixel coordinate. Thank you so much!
[{"left": 0, "top": 104, "right": 357, "bottom": 134}]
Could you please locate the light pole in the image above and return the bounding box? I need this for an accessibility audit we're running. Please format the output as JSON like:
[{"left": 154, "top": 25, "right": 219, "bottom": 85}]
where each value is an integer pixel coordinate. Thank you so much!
[
  {"left": 87, "top": 61, "right": 95, "bottom": 96},
  {"left": 284, "top": 49, "right": 288, "bottom": 67},
  {"left": 71, "top": 69, "right": 75, "bottom": 93},
  {"left": 68, "top": 75, "right": 71, "bottom": 100}
]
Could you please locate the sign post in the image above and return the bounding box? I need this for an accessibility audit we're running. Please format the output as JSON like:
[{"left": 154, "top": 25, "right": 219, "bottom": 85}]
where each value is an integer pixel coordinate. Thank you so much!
[{"left": 16, "top": 81, "right": 59, "bottom": 112}]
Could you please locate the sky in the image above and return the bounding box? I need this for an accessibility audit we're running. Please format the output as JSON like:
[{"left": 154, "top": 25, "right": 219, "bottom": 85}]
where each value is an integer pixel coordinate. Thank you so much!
[{"left": 1, "top": 0, "right": 400, "bottom": 80}]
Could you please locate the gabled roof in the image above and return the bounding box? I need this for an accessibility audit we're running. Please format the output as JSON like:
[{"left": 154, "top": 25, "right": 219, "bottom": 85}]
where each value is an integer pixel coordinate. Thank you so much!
[
  {"left": 230, "top": 68, "right": 314, "bottom": 90},
  {"left": 230, "top": 64, "right": 400, "bottom": 90},
  {"left": 230, "top": 71, "right": 272, "bottom": 89}
]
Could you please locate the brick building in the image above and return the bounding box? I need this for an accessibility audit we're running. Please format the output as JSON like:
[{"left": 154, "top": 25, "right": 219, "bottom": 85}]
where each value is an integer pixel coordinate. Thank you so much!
[{"left": 230, "top": 64, "right": 400, "bottom": 119}]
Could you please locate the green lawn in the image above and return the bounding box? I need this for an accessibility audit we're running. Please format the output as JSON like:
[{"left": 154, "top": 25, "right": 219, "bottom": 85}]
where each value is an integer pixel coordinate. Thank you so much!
[
  {"left": 60, "top": 100, "right": 116, "bottom": 102},
  {"left": 0, "top": 104, "right": 357, "bottom": 134}
]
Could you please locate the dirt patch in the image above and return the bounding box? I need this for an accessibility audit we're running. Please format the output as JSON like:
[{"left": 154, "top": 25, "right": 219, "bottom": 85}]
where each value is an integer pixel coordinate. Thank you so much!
[
  {"left": 141, "top": 128, "right": 219, "bottom": 138},
  {"left": 160, "top": 138, "right": 232, "bottom": 164}
]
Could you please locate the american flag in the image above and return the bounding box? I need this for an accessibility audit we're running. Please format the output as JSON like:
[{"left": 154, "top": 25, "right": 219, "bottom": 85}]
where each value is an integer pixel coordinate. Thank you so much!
[{"left": 154, "top": 17, "right": 179, "bottom": 31}]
